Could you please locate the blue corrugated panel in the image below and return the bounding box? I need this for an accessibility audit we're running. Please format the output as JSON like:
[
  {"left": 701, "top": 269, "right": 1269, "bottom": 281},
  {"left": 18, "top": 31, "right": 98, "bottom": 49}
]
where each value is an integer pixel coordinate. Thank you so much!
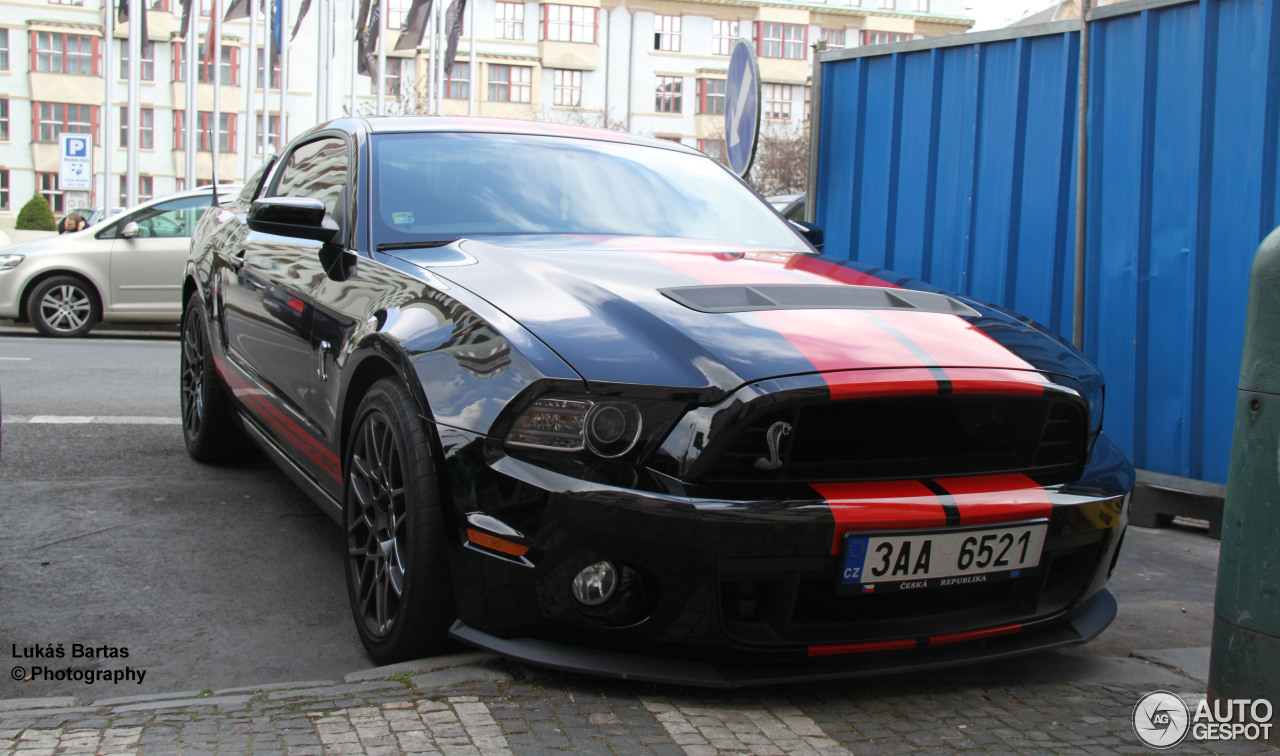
[{"left": 813, "top": 0, "right": 1280, "bottom": 484}]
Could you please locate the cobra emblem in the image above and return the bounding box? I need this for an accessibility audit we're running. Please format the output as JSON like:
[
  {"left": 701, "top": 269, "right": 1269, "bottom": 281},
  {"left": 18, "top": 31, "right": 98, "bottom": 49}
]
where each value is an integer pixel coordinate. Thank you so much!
[{"left": 753, "top": 421, "right": 793, "bottom": 471}]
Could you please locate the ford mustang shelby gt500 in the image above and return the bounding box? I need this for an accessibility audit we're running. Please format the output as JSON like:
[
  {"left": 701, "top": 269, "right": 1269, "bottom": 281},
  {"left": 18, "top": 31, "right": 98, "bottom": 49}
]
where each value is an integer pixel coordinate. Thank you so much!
[{"left": 181, "top": 117, "right": 1132, "bottom": 686}]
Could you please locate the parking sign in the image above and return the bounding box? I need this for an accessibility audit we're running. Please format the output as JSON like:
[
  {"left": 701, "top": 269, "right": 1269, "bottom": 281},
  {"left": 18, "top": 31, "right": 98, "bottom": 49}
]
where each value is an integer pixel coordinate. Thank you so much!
[{"left": 59, "top": 133, "right": 93, "bottom": 192}]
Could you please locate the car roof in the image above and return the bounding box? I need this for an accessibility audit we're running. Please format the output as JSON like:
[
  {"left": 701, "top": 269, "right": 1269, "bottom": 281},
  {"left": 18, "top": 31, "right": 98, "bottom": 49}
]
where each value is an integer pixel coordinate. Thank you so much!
[{"left": 332, "top": 116, "right": 703, "bottom": 155}]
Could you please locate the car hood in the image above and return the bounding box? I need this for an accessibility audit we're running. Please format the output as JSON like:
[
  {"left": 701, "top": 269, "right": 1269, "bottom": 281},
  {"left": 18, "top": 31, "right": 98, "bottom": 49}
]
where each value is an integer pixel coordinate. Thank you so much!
[
  {"left": 401, "top": 235, "right": 1074, "bottom": 398},
  {"left": 1, "top": 231, "right": 92, "bottom": 256}
]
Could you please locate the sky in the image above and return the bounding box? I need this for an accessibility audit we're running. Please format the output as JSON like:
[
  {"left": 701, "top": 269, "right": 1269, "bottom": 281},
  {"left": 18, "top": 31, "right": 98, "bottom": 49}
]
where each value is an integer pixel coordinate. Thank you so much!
[{"left": 966, "top": 0, "right": 1061, "bottom": 31}]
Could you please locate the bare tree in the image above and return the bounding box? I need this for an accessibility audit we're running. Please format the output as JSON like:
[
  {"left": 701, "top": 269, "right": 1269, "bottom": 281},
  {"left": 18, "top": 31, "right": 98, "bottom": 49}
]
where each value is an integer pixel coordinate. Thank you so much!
[{"left": 746, "top": 123, "right": 809, "bottom": 197}]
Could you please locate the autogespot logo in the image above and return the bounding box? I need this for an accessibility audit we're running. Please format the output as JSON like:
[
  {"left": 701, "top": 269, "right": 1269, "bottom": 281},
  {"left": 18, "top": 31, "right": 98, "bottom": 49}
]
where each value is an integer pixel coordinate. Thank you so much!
[{"left": 1133, "top": 691, "right": 1191, "bottom": 749}]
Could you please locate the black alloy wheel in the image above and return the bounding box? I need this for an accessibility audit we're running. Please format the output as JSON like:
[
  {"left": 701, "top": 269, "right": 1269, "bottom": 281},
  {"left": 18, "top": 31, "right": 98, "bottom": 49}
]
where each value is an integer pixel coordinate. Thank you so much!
[
  {"left": 29, "top": 275, "right": 100, "bottom": 338},
  {"left": 180, "top": 294, "right": 244, "bottom": 461},
  {"left": 345, "top": 378, "right": 454, "bottom": 664}
]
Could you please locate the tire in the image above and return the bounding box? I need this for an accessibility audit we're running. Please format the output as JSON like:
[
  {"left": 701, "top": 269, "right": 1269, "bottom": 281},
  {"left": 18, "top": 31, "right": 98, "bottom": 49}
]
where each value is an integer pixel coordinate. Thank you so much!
[
  {"left": 28, "top": 275, "right": 100, "bottom": 338},
  {"left": 345, "top": 378, "right": 455, "bottom": 664},
  {"left": 180, "top": 294, "right": 245, "bottom": 462}
]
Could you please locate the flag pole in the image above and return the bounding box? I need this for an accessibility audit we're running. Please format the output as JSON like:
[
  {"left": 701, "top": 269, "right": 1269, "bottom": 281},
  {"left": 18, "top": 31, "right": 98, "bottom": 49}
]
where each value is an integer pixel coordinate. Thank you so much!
[
  {"left": 315, "top": 0, "right": 325, "bottom": 123},
  {"left": 467, "top": 0, "right": 475, "bottom": 116},
  {"left": 212, "top": 0, "right": 222, "bottom": 189},
  {"left": 280, "top": 0, "right": 289, "bottom": 143},
  {"left": 261, "top": 0, "right": 272, "bottom": 156},
  {"left": 126, "top": 0, "right": 141, "bottom": 207},
  {"left": 185, "top": 1, "right": 197, "bottom": 190},
  {"left": 102, "top": 5, "right": 114, "bottom": 214},
  {"left": 435, "top": 0, "right": 444, "bottom": 115},
  {"left": 244, "top": 0, "right": 257, "bottom": 177},
  {"left": 349, "top": 0, "right": 357, "bottom": 115},
  {"left": 376, "top": 0, "right": 386, "bottom": 114}
]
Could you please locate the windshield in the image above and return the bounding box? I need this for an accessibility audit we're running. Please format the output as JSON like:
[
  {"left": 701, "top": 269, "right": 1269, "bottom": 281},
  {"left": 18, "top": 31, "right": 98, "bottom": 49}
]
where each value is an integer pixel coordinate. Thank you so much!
[{"left": 370, "top": 132, "right": 809, "bottom": 252}]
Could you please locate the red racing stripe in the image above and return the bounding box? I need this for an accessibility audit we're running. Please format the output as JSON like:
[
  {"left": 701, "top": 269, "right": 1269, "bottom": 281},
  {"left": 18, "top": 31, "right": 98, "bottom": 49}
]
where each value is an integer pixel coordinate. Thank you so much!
[
  {"left": 812, "top": 481, "right": 949, "bottom": 555},
  {"left": 785, "top": 254, "right": 900, "bottom": 289},
  {"left": 634, "top": 250, "right": 809, "bottom": 286},
  {"left": 807, "top": 638, "right": 918, "bottom": 657},
  {"left": 755, "top": 310, "right": 933, "bottom": 375},
  {"left": 930, "top": 623, "right": 1022, "bottom": 646},
  {"left": 823, "top": 368, "right": 941, "bottom": 400},
  {"left": 945, "top": 368, "right": 1051, "bottom": 395},
  {"left": 872, "top": 311, "right": 1034, "bottom": 371},
  {"left": 932, "top": 473, "right": 1052, "bottom": 526}
]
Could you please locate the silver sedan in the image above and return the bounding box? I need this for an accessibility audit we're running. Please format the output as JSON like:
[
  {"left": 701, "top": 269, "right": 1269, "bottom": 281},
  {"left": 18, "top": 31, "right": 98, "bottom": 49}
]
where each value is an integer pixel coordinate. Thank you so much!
[{"left": 0, "top": 186, "right": 238, "bottom": 337}]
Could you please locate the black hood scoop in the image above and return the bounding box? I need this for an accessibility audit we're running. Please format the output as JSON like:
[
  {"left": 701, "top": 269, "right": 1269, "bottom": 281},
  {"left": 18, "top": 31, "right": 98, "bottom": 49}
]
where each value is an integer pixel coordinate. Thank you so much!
[{"left": 659, "top": 284, "right": 980, "bottom": 317}]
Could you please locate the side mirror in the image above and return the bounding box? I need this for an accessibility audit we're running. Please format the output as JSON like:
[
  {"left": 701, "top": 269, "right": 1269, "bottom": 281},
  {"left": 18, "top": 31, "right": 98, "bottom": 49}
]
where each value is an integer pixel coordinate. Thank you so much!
[
  {"left": 121, "top": 221, "right": 140, "bottom": 239},
  {"left": 791, "top": 221, "right": 824, "bottom": 251},
  {"left": 247, "top": 197, "right": 340, "bottom": 245}
]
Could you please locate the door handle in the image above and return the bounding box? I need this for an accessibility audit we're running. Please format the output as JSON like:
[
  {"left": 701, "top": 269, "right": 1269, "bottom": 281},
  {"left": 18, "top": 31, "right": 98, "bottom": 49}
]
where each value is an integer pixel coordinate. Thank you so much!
[
  {"left": 228, "top": 249, "right": 246, "bottom": 271},
  {"left": 317, "top": 341, "right": 331, "bottom": 382}
]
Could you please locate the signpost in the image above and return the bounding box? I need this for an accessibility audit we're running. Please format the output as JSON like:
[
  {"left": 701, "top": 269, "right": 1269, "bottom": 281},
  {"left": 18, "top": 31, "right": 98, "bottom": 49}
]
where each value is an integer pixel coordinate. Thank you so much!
[
  {"left": 58, "top": 133, "right": 93, "bottom": 193},
  {"left": 725, "top": 39, "right": 761, "bottom": 178}
]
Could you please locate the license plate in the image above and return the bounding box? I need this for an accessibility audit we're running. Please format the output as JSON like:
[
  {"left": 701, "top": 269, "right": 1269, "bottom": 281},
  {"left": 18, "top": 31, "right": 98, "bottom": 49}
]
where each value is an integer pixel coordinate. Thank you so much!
[{"left": 841, "top": 522, "right": 1047, "bottom": 593}]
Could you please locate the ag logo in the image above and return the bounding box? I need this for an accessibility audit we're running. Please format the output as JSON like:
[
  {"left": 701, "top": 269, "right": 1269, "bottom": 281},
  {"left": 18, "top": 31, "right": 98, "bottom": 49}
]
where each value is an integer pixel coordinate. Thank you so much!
[{"left": 1133, "top": 690, "right": 1190, "bottom": 749}]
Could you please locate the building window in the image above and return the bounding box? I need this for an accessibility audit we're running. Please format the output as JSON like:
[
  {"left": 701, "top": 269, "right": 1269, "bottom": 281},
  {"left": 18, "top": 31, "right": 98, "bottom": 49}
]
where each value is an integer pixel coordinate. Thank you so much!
[
  {"left": 819, "top": 29, "right": 845, "bottom": 49},
  {"left": 496, "top": 2, "right": 524, "bottom": 40},
  {"left": 654, "top": 15, "right": 681, "bottom": 52},
  {"left": 120, "top": 41, "right": 155, "bottom": 81},
  {"left": 48, "top": 0, "right": 85, "bottom": 6},
  {"left": 655, "top": 75, "right": 681, "bottom": 114},
  {"left": 387, "top": 0, "right": 412, "bottom": 30},
  {"left": 38, "top": 172, "right": 63, "bottom": 214},
  {"left": 696, "top": 78, "right": 725, "bottom": 115},
  {"left": 0, "top": 29, "right": 9, "bottom": 71},
  {"left": 254, "top": 113, "right": 280, "bottom": 154},
  {"left": 173, "top": 44, "right": 239, "bottom": 84},
  {"left": 551, "top": 69, "right": 581, "bottom": 107},
  {"left": 35, "top": 103, "right": 98, "bottom": 144},
  {"left": 118, "top": 175, "right": 154, "bottom": 207},
  {"left": 175, "top": 110, "right": 236, "bottom": 151},
  {"left": 33, "top": 32, "right": 98, "bottom": 75},
  {"left": 879, "top": 0, "right": 896, "bottom": 8},
  {"left": 488, "top": 64, "right": 531, "bottom": 103},
  {"left": 446, "top": 62, "right": 470, "bottom": 99},
  {"left": 697, "top": 138, "right": 726, "bottom": 165},
  {"left": 860, "top": 30, "right": 913, "bottom": 46},
  {"left": 756, "top": 23, "right": 806, "bottom": 60},
  {"left": 0, "top": 170, "right": 8, "bottom": 211},
  {"left": 712, "top": 20, "right": 738, "bottom": 56},
  {"left": 0, "top": 99, "right": 7, "bottom": 141},
  {"left": 540, "top": 4, "right": 596, "bottom": 43},
  {"left": 256, "top": 48, "right": 281, "bottom": 88},
  {"left": 911, "top": 0, "right": 929, "bottom": 9},
  {"left": 374, "top": 58, "right": 404, "bottom": 96},
  {"left": 763, "top": 84, "right": 793, "bottom": 120},
  {"left": 120, "top": 108, "right": 155, "bottom": 149}
]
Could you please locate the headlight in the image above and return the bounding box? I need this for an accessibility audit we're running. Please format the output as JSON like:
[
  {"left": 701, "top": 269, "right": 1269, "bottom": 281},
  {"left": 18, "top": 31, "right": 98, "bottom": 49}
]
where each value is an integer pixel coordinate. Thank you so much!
[
  {"left": 507, "top": 397, "right": 644, "bottom": 459},
  {"left": 0, "top": 253, "right": 24, "bottom": 272}
]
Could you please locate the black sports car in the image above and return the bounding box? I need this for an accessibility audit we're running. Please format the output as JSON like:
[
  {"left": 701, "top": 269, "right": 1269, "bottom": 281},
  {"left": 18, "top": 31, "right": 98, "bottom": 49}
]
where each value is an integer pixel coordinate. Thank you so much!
[{"left": 181, "top": 117, "right": 1132, "bottom": 687}]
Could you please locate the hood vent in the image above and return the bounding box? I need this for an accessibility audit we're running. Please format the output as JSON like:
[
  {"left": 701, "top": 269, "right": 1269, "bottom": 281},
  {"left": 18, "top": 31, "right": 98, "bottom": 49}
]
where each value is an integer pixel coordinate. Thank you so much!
[{"left": 660, "top": 284, "right": 980, "bottom": 316}]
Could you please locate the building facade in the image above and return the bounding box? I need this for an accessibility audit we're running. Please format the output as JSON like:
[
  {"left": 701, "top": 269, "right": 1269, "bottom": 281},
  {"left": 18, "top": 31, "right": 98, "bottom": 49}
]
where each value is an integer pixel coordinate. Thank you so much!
[{"left": 0, "top": 0, "right": 972, "bottom": 228}]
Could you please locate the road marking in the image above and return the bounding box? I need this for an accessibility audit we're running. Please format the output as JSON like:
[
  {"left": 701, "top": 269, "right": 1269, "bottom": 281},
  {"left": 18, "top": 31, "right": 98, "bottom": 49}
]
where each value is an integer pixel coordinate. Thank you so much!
[
  {"left": 0, "top": 357, "right": 32, "bottom": 361},
  {"left": 642, "top": 697, "right": 850, "bottom": 755},
  {"left": 11, "top": 415, "right": 181, "bottom": 425}
]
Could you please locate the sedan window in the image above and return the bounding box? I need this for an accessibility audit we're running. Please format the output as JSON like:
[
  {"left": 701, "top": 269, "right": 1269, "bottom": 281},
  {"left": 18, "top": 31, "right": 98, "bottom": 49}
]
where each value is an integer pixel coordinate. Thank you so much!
[{"left": 112, "top": 195, "right": 212, "bottom": 239}]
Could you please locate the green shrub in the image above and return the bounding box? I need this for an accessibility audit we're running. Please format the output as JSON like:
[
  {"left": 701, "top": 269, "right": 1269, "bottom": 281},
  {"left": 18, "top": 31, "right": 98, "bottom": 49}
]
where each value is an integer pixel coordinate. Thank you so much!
[{"left": 15, "top": 195, "right": 56, "bottom": 231}]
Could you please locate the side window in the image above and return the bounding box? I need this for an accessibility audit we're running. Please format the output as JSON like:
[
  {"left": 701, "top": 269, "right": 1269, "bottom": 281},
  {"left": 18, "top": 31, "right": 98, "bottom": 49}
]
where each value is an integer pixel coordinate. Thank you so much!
[
  {"left": 275, "top": 137, "right": 348, "bottom": 226},
  {"left": 123, "top": 195, "right": 211, "bottom": 239}
]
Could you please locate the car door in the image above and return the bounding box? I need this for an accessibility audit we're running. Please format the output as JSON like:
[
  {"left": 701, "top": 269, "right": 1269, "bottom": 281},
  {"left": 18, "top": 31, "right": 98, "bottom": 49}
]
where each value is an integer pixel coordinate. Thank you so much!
[
  {"left": 220, "top": 134, "right": 350, "bottom": 485},
  {"left": 107, "top": 194, "right": 211, "bottom": 316}
]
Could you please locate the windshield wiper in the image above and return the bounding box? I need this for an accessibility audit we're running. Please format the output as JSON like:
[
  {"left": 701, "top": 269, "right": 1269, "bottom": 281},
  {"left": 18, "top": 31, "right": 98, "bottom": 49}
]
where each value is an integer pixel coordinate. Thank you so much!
[{"left": 376, "top": 240, "right": 459, "bottom": 252}]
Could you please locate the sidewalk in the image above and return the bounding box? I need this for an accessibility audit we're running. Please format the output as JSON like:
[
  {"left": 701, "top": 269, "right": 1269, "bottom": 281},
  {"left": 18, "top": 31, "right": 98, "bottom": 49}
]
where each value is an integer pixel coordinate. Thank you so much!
[{"left": 1, "top": 645, "right": 1270, "bottom": 755}]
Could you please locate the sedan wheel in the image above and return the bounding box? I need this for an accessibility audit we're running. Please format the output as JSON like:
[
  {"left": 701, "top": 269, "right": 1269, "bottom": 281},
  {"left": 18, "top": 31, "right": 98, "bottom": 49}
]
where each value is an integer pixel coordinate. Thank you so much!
[
  {"left": 29, "top": 276, "right": 100, "bottom": 338},
  {"left": 346, "top": 378, "right": 454, "bottom": 664},
  {"left": 180, "top": 294, "right": 245, "bottom": 462}
]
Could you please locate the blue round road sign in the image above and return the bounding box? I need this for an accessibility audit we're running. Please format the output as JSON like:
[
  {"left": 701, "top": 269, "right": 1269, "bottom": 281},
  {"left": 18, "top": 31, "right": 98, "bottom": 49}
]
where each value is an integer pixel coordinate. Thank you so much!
[{"left": 725, "top": 39, "right": 760, "bottom": 177}]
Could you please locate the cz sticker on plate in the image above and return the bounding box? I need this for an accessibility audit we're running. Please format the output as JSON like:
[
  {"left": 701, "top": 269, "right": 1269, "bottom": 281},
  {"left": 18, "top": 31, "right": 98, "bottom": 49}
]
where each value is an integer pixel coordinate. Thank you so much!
[{"left": 841, "top": 521, "right": 1048, "bottom": 593}]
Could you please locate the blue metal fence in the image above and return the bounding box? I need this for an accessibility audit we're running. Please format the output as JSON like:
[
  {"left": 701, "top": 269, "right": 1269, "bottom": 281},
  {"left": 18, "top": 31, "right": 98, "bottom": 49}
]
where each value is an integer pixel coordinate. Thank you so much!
[{"left": 812, "top": 0, "right": 1280, "bottom": 484}]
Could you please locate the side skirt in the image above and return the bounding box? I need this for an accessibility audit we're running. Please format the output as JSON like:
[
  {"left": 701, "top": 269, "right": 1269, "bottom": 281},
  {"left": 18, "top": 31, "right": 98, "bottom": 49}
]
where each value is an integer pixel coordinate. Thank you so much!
[{"left": 239, "top": 411, "right": 344, "bottom": 524}]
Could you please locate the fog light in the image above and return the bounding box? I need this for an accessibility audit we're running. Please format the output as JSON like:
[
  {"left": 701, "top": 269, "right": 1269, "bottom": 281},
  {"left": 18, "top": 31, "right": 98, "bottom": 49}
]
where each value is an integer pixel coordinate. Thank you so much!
[{"left": 572, "top": 561, "right": 617, "bottom": 606}]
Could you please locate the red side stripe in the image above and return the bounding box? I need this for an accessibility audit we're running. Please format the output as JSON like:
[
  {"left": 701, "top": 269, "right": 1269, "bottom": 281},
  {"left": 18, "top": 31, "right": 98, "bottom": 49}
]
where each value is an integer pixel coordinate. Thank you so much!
[
  {"left": 812, "top": 481, "right": 948, "bottom": 555},
  {"left": 808, "top": 638, "right": 918, "bottom": 657},
  {"left": 933, "top": 473, "right": 1052, "bottom": 526},
  {"left": 785, "top": 255, "right": 901, "bottom": 289},
  {"left": 930, "top": 623, "right": 1022, "bottom": 646},
  {"left": 213, "top": 354, "right": 343, "bottom": 483}
]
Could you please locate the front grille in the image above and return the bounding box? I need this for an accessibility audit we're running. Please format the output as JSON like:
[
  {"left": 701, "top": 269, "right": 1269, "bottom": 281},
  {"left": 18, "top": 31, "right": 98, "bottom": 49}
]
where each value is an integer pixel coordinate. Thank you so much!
[{"left": 704, "top": 394, "right": 1087, "bottom": 485}]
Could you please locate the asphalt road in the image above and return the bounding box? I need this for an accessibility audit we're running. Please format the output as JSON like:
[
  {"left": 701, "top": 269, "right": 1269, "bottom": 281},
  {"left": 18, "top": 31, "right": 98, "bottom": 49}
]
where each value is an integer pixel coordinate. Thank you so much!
[{"left": 0, "top": 327, "right": 1222, "bottom": 699}]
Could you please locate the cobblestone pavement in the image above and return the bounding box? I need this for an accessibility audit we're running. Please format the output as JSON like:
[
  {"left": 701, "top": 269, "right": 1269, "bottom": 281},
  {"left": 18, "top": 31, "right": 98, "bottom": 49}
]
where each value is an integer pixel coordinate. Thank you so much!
[{"left": 0, "top": 652, "right": 1275, "bottom": 755}]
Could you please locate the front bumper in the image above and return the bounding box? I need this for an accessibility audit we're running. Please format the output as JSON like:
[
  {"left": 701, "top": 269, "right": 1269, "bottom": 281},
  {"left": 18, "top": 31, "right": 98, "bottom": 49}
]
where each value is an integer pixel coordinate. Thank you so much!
[
  {"left": 439, "top": 427, "right": 1131, "bottom": 684},
  {"left": 450, "top": 588, "right": 1117, "bottom": 687}
]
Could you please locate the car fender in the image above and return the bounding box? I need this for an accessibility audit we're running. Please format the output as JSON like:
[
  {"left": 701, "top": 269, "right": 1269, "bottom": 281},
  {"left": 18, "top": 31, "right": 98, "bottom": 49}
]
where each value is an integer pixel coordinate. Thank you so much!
[{"left": 16, "top": 253, "right": 113, "bottom": 320}]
